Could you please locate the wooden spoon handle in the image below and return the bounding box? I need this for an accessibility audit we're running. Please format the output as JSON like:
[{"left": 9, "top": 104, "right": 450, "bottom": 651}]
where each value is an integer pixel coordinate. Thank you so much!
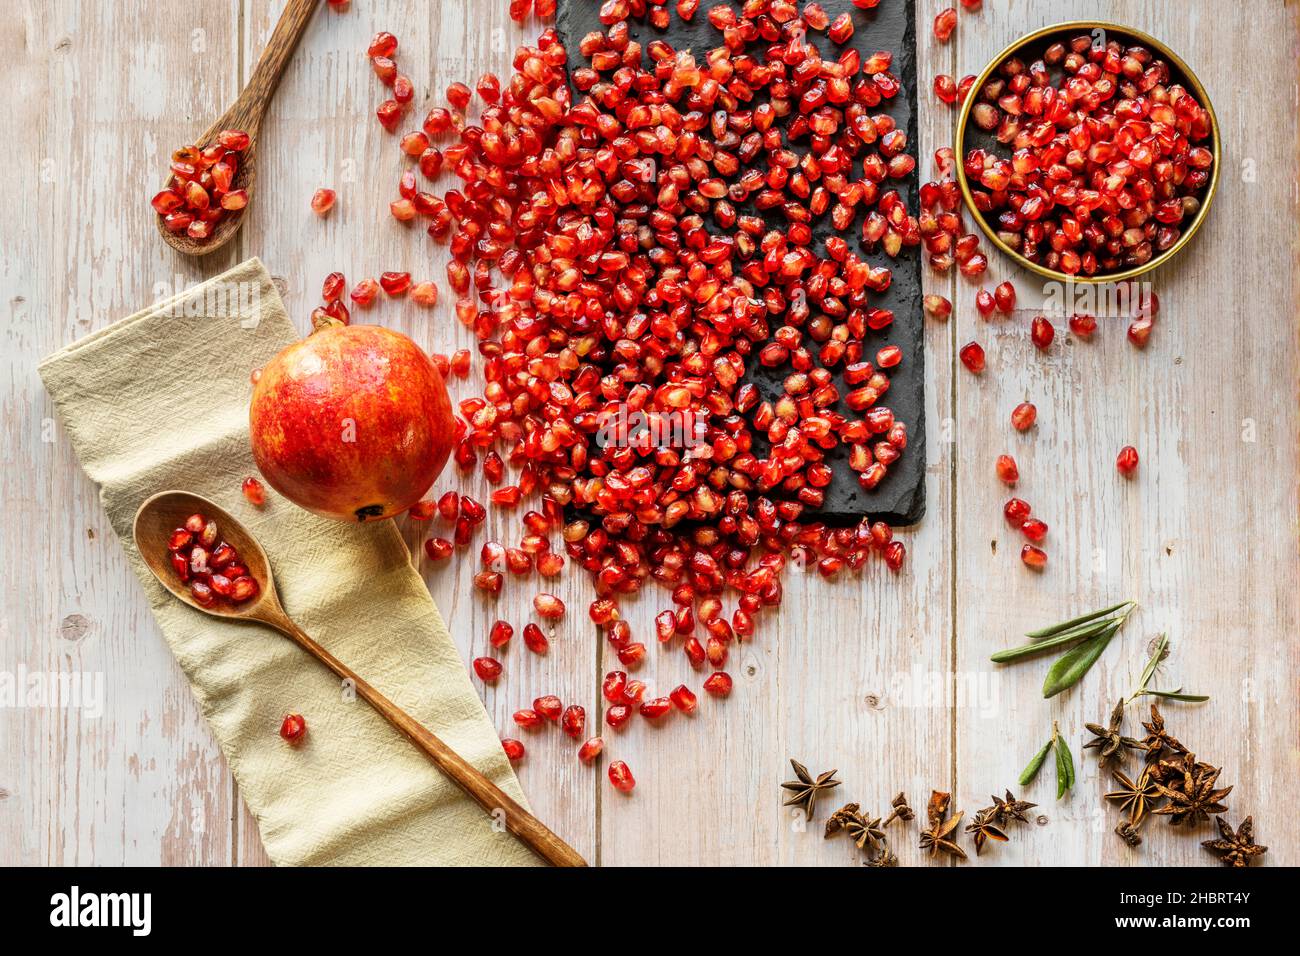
[
  {"left": 232, "top": 0, "right": 320, "bottom": 130},
  {"left": 271, "top": 615, "right": 587, "bottom": 867}
]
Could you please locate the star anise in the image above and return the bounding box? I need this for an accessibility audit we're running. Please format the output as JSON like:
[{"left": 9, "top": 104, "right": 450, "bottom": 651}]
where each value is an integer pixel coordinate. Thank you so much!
[
  {"left": 918, "top": 790, "right": 966, "bottom": 861},
  {"left": 987, "top": 789, "right": 1037, "bottom": 826},
  {"left": 1140, "top": 702, "right": 1187, "bottom": 762},
  {"left": 1152, "top": 756, "right": 1232, "bottom": 826},
  {"left": 1151, "top": 751, "right": 1217, "bottom": 791},
  {"left": 1202, "top": 816, "right": 1268, "bottom": 868},
  {"left": 1115, "top": 820, "right": 1143, "bottom": 847},
  {"left": 965, "top": 807, "right": 1009, "bottom": 855},
  {"left": 883, "top": 791, "right": 914, "bottom": 825},
  {"left": 865, "top": 846, "right": 899, "bottom": 867},
  {"left": 1105, "top": 765, "right": 1163, "bottom": 825},
  {"left": 824, "top": 802, "right": 861, "bottom": 838},
  {"left": 1084, "top": 699, "right": 1144, "bottom": 764},
  {"left": 845, "top": 812, "right": 886, "bottom": 852},
  {"left": 781, "top": 759, "right": 840, "bottom": 820}
]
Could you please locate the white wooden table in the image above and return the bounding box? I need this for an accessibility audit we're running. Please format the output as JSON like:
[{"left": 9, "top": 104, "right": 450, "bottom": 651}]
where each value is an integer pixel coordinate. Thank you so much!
[{"left": 2, "top": 0, "right": 1296, "bottom": 866}]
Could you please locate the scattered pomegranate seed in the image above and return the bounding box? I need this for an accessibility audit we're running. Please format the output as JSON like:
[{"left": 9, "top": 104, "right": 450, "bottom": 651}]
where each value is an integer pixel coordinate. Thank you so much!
[
  {"left": 240, "top": 476, "right": 267, "bottom": 506},
  {"left": 410, "top": 281, "right": 439, "bottom": 306},
  {"left": 1031, "top": 316, "right": 1055, "bottom": 350},
  {"left": 349, "top": 277, "right": 380, "bottom": 307},
  {"left": 976, "top": 289, "right": 995, "bottom": 317},
  {"left": 379, "top": 271, "right": 411, "bottom": 296},
  {"left": 933, "top": 7, "right": 957, "bottom": 42},
  {"left": 533, "top": 695, "right": 562, "bottom": 721},
  {"left": 473, "top": 657, "right": 503, "bottom": 682},
  {"left": 367, "top": 31, "right": 398, "bottom": 58},
  {"left": 279, "top": 713, "right": 307, "bottom": 744},
  {"left": 489, "top": 620, "right": 514, "bottom": 648},
  {"left": 1021, "top": 545, "right": 1048, "bottom": 570},
  {"left": 605, "top": 703, "right": 632, "bottom": 728},
  {"left": 513, "top": 708, "right": 542, "bottom": 729},
  {"left": 310, "top": 188, "right": 336, "bottom": 217},
  {"left": 884, "top": 540, "right": 906, "bottom": 572},
  {"left": 1010, "top": 402, "right": 1037, "bottom": 431},
  {"left": 669, "top": 684, "right": 698, "bottom": 714},
  {"left": 523, "top": 623, "right": 549, "bottom": 654},
  {"left": 608, "top": 760, "right": 636, "bottom": 792},
  {"left": 424, "top": 537, "right": 453, "bottom": 561},
  {"left": 578, "top": 737, "right": 604, "bottom": 763},
  {"left": 617, "top": 643, "right": 647, "bottom": 667},
  {"left": 933, "top": 74, "right": 957, "bottom": 105},
  {"left": 993, "top": 281, "right": 1016, "bottom": 313},
  {"left": 561, "top": 704, "right": 585, "bottom": 739},
  {"left": 1004, "top": 498, "right": 1032, "bottom": 524},
  {"left": 533, "top": 593, "right": 565, "bottom": 619},
  {"left": 1116, "top": 445, "right": 1140, "bottom": 477},
  {"left": 1021, "top": 518, "right": 1049, "bottom": 543},
  {"left": 959, "top": 342, "right": 986, "bottom": 374},
  {"left": 501, "top": 738, "right": 525, "bottom": 761},
  {"left": 702, "top": 672, "right": 733, "bottom": 697},
  {"left": 995, "top": 454, "right": 1019, "bottom": 485},
  {"left": 1069, "top": 314, "right": 1097, "bottom": 339},
  {"left": 639, "top": 697, "right": 672, "bottom": 720},
  {"left": 924, "top": 295, "right": 952, "bottom": 320}
]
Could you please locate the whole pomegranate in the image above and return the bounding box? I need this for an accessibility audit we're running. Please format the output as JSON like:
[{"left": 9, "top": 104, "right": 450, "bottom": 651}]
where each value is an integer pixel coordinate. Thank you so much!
[{"left": 250, "top": 325, "right": 454, "bottom": 521}]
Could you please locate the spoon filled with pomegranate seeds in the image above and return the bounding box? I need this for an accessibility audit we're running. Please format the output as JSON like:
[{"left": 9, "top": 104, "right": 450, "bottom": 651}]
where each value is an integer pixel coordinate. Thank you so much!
[
  {"left": 133, "top": 490, "right": 587, "bottom": 867},
  {"left": 152, "top": 0, "right": 318, "bottom": 256}
]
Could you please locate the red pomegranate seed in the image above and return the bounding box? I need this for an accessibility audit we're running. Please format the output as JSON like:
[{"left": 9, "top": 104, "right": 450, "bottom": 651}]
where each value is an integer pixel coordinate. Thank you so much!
[
  {"left": 617, "top": 643, "right": 647, "bottom": 667},
  {"left": 884, "top": 541, "right": 906, "bottom": 572},
  {"left": 436, "top": 491, "right": 459, "bottom": 521},
  {"left": 460, "top": 496, "right": 485, "bottom": 523},
  {"left": 876, "top": 345, "right": 903, "bottom": 369},
  {"left": 561, "top": 704, "right": 585, "bottom": 739},
  {"left": 1021, "top": 518, "right": 1049, "bottom": 543},
  {"left": 1011, "top": 402, "right": 1037, "bottom": 432},
  {"left": 168, "top": 528, "right": 193, "bottom": 551},
  {"left": 446, "top": 82, "right": 472, "bottom": 111},
  {"left": 924, "top": 295, "right": 952, "bottom": 320},
  {"left": 578, "top": 737, "right": 604, "bottom": 763},
  {"left": 994, "top": 281, "right": 1016, "bottom": 313},
  {"left": 241, "top": 476, "right": 266, "bottom": 506},
  {"left": 279, "top": 713, "right": 307, "bottom": 744},
  {"left": 472, "top": 657, "right": 502, "bottom": 682},
  {"left": 1031, "top": 316, "right": 1055, "bottom": 350},
  {"left": 489, "top": 620, "right": 513, "bottom": 648},
  {"left": 1127, "top": 319, "right": 1154, "bottom": 348},
  {"left": 602, "top": 670, "right": 628, "bottom": 703},
  {"left": 605, "top": 704, "right": 632, "bottom": 729},
  {"left": 639, "top": 697, "right": 672, "bottom": 720},
  {"left": 608, "top": 760, "right": 635, "bottom": 792},
  {"left": 827, "top": 12, "right": 853, "bottom": 43},
  {"left": 959, "top": 342, "right": 986, "bottom": 373},
  {"left": 424, "top": 537, "right": 453, "bottom": 561},
  {"left": 513, "top": 708, "right": 542, "bottom": 729},
  {"left": 536, "top": 551, "right": 564, "bottom": 577},
  {"left": 1004, "top": 498, "right": 1032, "bottom": 524},
  {"left": 231, "top": 576, "right": 259, "bottom": 602},
  {"left": 367, "top": 31, "right": 398, "bottom": 58},
  {"left": 995, "top": 454, "right": 1019, "bottom": 485},
  {"left": 349, "top": 278, "right": 380, "bottom": 307},
  {"left": 533, "top": 695, "right": 562, "bottom": 721},
  {"left": 1116, "top": 445, "right": 1140, "bottom": 477},
  {"left": 669, "top": 684, "right": 698, "bottom": 714},
  {"left": 976, "top": 289, "right": 995, "bottom": 317},
  {"left": 310, "top": 188, "right": 336, "bottom": 216},
  {"left": 523, "top": 623, "right": 549, "bottom": 655},
  {"left": 376, "top": 100, "right": 403, "bottom": 131},
  {"left": 473, "top": 570, "right": 503, "bottom": 595},
  {"left": 702, "top": 672, "right": 733, "bottom": 697},
  {"left": 933, "top": 74, "right": 957, "bottom": 104},
  {"left": 379, "top": 271, "right": 411, "bottom": 296},
  {"left": 1069, "top": 314, "right": 1097, "bottom": 339},
  {"left": 410, "top": 281, "right": 439, "bottom": 306},
  {"left": 533, "top": 593, "right": 564, "bottom": 619},
  {"left": 501, "top": 738, "right": 525, "bottom": 762},
  {"left": 933, "top": 7, "right": 957, "bottom": 41},
  {"left": 190, "top": 580, "right": 215, "bottom": 607},
  {"left": 1021, "top": 545, "right": 1048, "bottom": 570},
  {"left": 217, "top": 129, "right": 250, "bottom": 151}
]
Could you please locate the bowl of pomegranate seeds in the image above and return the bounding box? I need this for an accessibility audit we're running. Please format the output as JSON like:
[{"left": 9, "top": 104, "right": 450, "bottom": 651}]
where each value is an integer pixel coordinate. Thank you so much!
[{"left": 955, "top": 21, "right": 1219, "bottom": 282}]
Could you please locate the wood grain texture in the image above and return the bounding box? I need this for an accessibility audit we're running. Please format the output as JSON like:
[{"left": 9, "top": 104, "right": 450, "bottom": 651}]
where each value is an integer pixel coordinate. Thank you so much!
[{"left": 1, "top": 0, "right": 1295, "bottom": 867}]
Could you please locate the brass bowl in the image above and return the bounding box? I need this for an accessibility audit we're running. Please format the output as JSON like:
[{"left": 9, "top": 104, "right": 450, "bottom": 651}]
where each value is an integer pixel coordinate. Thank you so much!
[{"left": 954, "top": 20, "right": 1221, "bottom": 284}]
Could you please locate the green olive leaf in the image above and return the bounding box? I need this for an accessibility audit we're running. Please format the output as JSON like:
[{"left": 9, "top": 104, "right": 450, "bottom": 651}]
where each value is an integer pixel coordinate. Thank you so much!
[
  {"left": 1019, "top": 739, "right": 1053, "bottom": 787},
  {"left": 1042, "top": 620, "right": 1122, "bottom": 698}
]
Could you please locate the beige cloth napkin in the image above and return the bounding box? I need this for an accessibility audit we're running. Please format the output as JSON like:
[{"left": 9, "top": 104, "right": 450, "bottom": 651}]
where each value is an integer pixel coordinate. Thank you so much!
[{"left": 39, "top": 257, "right": 539, "bottom": 867}]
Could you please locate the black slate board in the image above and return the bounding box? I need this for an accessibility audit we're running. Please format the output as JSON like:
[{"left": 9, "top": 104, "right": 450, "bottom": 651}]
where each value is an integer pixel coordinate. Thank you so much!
[{"left": 556, "top": 0, "right": 924, "bottom": 525}]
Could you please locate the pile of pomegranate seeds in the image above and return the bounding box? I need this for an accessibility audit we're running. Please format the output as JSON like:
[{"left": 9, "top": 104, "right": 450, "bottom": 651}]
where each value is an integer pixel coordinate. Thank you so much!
[
  {"left": 152, "top": 129, "right": 250, "bottom": 240},
  {"left": 166, "top": 512, "right": 260, "bottom": 607},
  {"left": 963, "top": 32, "right": 1214, "bottom": 276}
]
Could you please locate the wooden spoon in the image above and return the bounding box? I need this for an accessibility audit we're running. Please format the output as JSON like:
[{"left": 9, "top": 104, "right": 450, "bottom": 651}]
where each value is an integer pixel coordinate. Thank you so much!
[
  {"left": 133, "top": 490, "right": 587, "bottom": 868},
  {"left": 156, "top": 0, "right": 319, "bottom": 256}
]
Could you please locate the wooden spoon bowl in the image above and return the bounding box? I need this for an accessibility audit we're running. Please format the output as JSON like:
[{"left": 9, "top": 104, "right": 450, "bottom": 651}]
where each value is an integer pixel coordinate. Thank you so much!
[
  {"left": 155, "top": 0, "right": 318, "bottom": 256},
  {"left": 133, "top": 489, "right": 587, "bottom": 867}
]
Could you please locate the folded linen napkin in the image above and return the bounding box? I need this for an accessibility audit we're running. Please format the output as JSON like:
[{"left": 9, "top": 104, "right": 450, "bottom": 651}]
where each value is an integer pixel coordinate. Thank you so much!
[{"left": 38, "top": 257, "right": 538, "bottom": 866}]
